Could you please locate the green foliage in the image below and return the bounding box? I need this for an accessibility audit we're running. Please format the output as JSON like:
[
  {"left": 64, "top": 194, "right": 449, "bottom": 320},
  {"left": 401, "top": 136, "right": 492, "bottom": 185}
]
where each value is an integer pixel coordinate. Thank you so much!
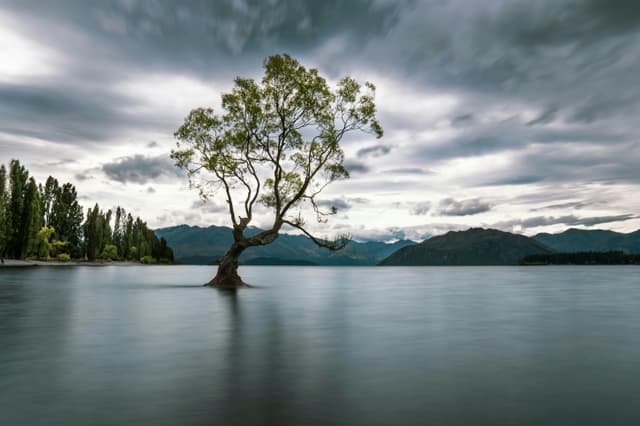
[
  {"left": 112, "top": 207, "right": 124, "bottom": 256},
  {"left": 107, "top": 207, "right": 169, "bottom": 262},
  {"left": 8, "top": 160, "right": 29, "bottom": 258},
  {"left": 56, "top": 253, "right": 71, "bottom": 262},
  {"left": 172, "top": 54, "right": 383, "bottom": 253},
  {"left": 140, "top": 255, "right": 156, "bottom": 264},
  {"left": 36, "top": 226, "right": 55, "bottom": 259},
  {"left": 101, "top": 244, "right": 118, "bottom": 260},
  {"left": 83, "top": 204, "right": 113, "bottom": 261},
  {"left": 157, "top": 237, "right": 174, "bottom": 263},
  {"left": 0, "top": 165, "right": 8, "bottom": 257},
  {"left": 0, "top": 159, "right": 175, "bottom": 263},
  {"left": 50, "top": 182, "right": 84, "bottom": 257},
  {"left": 51, "top": 240, "right": 70, "bottom": 257},
  {"left": 24, "top": 178, "right": 43, "bottom": 258}
]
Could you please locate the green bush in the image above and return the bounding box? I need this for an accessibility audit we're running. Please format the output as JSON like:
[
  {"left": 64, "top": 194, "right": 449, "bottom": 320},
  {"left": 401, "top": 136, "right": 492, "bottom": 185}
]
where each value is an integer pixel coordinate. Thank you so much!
[
  {"left": 140, "top": 255, "right": 156, "bottom": 264},
  {"left": 51, "top": 240, "right": 70, "bottom": 257},
  {"left": 100, "top": 244, "right": 118, "bottom": 260},
  {"left": 57, "top": 253, "right": 71, "bottom": 262},
  {"left": 37, "top": 226, "right": 55, "bottom": 259},
  {"left": 129, "top": 246, "right": 138, "bottom": 261}
]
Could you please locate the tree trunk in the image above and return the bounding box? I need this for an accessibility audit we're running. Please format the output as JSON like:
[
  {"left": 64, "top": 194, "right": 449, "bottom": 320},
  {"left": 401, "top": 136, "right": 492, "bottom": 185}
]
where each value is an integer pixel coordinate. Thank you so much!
[{"left": 207, "top": 242, "right": 248, "bottom": 288}]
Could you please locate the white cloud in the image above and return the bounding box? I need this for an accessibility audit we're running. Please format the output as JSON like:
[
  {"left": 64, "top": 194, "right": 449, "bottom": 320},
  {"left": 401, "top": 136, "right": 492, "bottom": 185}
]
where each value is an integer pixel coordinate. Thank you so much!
[{"left": 0, "top": 13, "right": 56, "bottom": 82}]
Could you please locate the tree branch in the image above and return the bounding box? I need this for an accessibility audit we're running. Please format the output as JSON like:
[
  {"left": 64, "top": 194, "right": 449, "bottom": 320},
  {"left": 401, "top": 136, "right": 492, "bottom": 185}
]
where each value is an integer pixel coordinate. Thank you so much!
[
  {"left": 213, "top": 169, "right": 238, "bottom": 229},
  {"left": 282, "top": 219, "right": 349, "bottom": 251}
]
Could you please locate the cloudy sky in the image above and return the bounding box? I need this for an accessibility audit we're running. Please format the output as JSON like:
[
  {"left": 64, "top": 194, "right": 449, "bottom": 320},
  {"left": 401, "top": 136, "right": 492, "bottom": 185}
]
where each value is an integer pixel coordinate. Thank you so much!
[{"left": 1, "top": 0, "right": 639, "bottom": 241}]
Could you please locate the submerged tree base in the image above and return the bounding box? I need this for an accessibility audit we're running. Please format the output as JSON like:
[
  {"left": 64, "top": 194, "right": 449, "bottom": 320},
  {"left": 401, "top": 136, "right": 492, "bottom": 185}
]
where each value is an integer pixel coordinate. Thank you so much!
[
  {"left": 204, "top": 281, "right": 253, "bottom": 289},
  {"left": 204, "top": 269, "right": 252, "bottom": 289}
]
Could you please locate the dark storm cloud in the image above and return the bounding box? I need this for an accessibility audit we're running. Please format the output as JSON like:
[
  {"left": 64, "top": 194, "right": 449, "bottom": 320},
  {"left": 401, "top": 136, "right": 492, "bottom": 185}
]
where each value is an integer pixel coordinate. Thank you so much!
[
  {"left": 74, "top": 173, "right": 91, "bottom": 182},
  {"left": 478, "top": 142, "right": 640, "bottom": 186},
  {"left": 4, "top": 0, "right": 399, "bottom": 76},
  {"left": 492, "top": 213, "right": 638, "bottom": 231},
  {"left": 316, "top": 198, "right": 351, "bottom": 211},
  {"left": 4, "top": 1, "right": 640, "bottom": 154},
  {"left": 451, "top": 113, "right": 474, "bottom": 128},
  {"left": 357, "top": 144, "right": 392, "bottom": 158},
  {"left": 44, "top": 159, "right": 76, "bottom": 167},
  {"left": 343, "top": 160, "right": 370, "bottom": 174},
  {"left": 348, "top": 0, "right": 640, "bottom": 188},
  {"left": 191, "top": 199, "right": 227, "bottom": 214},
  {"left": 420, "top": 118, "right": 630, "bottom": 161},
  {"left": 485, "top": 175, "right": 545, "bottom": 186},
  {"left": 423, "top": 134, "right": 516, "bottom": 160},
  {"left": 437, "top": 198, "right": 492, "bottom": 216},
  {"left": 383, "top": 168, "right": 432, "bottom": 175},
  {"left": 410, "top": 202, "right": 432, "bottom": 216},
  {"left": 526, "top": 107, "right": 558, "bottom": 126},
  {"left": 0, "top": 81, "right": 157, "bottom": 143},
  {"left": 363, "top": 0, "right": 640, "bottom": 93},
  {"left": 316, "top": 197, "right": 368, "bottom": 211},
  {"left": 3, "top": 0, "right": 640, "bottom": 229},
  {"left": 503, "top": 0, "right": 640, "bottom": 47},
  {"left": 102, "top": 154, "right": 181, "bottom": 184},
  {"left": 1, "top": 0, "right": 400, "bottom": 148},
  {"left": 532, "top": 201, "right": 591, "bottom": 211}
]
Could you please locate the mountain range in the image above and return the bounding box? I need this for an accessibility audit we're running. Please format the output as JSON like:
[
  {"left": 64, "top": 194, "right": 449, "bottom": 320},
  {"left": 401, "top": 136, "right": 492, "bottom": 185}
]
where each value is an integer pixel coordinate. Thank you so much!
[
  {"left": 155, "top": 224, "right": 414, "bottom": 265},
  {"left": 533, "top": 228, "right": 640, "bottom": 254},
  {"left": 155, "top": 225, "right": 640, "bottom": 266},
  {"left": 379, "top": 228, "right": 553, "bottom": 266}
]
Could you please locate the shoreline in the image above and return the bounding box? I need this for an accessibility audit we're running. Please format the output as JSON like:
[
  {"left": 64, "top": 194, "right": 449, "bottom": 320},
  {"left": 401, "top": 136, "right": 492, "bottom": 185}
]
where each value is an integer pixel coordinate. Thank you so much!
[{"left": 0, "top": 259, "right": 147, "bottom": 267}]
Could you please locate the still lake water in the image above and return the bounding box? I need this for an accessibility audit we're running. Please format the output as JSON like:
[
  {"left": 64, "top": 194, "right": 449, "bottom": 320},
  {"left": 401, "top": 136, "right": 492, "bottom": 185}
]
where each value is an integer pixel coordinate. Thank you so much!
[{"left": 1, "top": 265, "right": 639, "bottom": 425}]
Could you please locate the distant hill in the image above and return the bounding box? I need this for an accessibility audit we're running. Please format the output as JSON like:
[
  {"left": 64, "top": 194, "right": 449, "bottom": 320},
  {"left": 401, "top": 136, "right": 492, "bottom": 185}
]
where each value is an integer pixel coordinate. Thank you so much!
[
  {"left": 154, "top": 224, "right": 415, "bottom": 266},
  {"left": 242, "top": 257, "right": 318, "bottom": 266},
  {"left": 379, "top": 228, "right": 553, "bottom": 266},
  {"left": 534, "top": 228, "right": 640, "bottom": 254}
]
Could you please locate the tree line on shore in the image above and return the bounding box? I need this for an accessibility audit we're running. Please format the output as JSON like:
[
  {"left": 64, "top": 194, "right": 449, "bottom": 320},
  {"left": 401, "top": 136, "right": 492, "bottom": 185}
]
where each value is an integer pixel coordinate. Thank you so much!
[
  {"left": 0, "top": 159, "right": 173, "bottom": 263},
  {"left": 520, "top": 251, "right": 640, "bottom": 265}
]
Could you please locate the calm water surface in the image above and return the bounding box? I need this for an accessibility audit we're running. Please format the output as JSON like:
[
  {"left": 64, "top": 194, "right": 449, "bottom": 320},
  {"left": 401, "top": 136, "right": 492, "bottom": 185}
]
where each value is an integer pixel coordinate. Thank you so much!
[{"left": 1, "top": 265, "right": 639, "bottom": 425}]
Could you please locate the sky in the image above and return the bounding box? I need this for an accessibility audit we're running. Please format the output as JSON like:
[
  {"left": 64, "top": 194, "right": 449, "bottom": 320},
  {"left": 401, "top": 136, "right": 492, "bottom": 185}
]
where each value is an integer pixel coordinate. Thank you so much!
[{"left": 1, "top": 0, "right": 639, "bottom": 241}]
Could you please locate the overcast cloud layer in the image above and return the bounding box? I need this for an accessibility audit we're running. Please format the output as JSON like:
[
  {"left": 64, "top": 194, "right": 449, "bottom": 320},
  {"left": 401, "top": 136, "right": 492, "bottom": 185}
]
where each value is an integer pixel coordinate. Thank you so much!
[{"left": 1, "top": 0, "right": 639, "bottom": 240}]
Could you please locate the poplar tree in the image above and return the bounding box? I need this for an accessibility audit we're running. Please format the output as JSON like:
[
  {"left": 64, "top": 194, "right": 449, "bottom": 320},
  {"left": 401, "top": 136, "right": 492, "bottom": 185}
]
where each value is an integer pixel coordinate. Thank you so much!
[
  {"left": 0, "top": 165, "right": 8, "bottom": 257},
  {"left": 50, "top": 183, "right": 84, "bottom": 257},
  {"left": 83, "top": 204, "right": 110, "bottom": 261},
  {"left": 41, "top": 176, "right": 59, "bottom": 226},
  {"left": 23, "top": 178, "right": 42, "bottom": 258},
  {"left": 8, "top": 160, "right": 29, "bottom": 258}
]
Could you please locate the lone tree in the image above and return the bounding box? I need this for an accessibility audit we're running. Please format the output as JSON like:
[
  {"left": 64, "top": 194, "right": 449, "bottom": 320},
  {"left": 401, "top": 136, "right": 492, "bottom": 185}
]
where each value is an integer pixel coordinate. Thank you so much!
[{"left": 172, "top": 54, "right": 382, "bottom": 287}]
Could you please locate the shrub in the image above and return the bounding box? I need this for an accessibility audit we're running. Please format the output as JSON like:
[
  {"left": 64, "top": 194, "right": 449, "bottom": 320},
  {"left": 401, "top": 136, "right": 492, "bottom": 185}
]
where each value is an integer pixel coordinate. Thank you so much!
[
  {"left": 57, "top": 253, "right": 71, "bottom": 262},
  {"left": 100, "top": 244, "right": 118, "bottom": 261},
  {"left": 37, "top": 226, "right": 55, "bottom": 259},
  {"left": 140, "top": 255, "right": 156, "bottom": 264},
  {"left": 51, "top": 240, "right": 70, "bottom": 257}
]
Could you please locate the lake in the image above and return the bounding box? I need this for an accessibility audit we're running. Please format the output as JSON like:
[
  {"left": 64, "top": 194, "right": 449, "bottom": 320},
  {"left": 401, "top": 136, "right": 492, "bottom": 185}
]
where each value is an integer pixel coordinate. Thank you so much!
[{"left": 1, "top": 265, "right": 639, "bottom": 425}]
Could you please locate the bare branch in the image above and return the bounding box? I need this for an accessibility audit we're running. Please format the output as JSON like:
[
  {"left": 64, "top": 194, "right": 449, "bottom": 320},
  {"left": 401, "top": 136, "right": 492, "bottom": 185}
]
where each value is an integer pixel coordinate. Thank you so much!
[
  {"left": 212, "top": 169, "right": 238, "bottom": 228},
  {"left": 282, "top": 219, "right": 350, "bottom": 251}
]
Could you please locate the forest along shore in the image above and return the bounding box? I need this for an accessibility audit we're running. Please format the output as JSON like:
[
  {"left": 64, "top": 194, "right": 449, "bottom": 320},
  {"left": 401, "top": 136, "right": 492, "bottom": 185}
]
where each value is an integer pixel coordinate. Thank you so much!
[{"left": 0, "top": 259, "right": 148, "bottom": 267}]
